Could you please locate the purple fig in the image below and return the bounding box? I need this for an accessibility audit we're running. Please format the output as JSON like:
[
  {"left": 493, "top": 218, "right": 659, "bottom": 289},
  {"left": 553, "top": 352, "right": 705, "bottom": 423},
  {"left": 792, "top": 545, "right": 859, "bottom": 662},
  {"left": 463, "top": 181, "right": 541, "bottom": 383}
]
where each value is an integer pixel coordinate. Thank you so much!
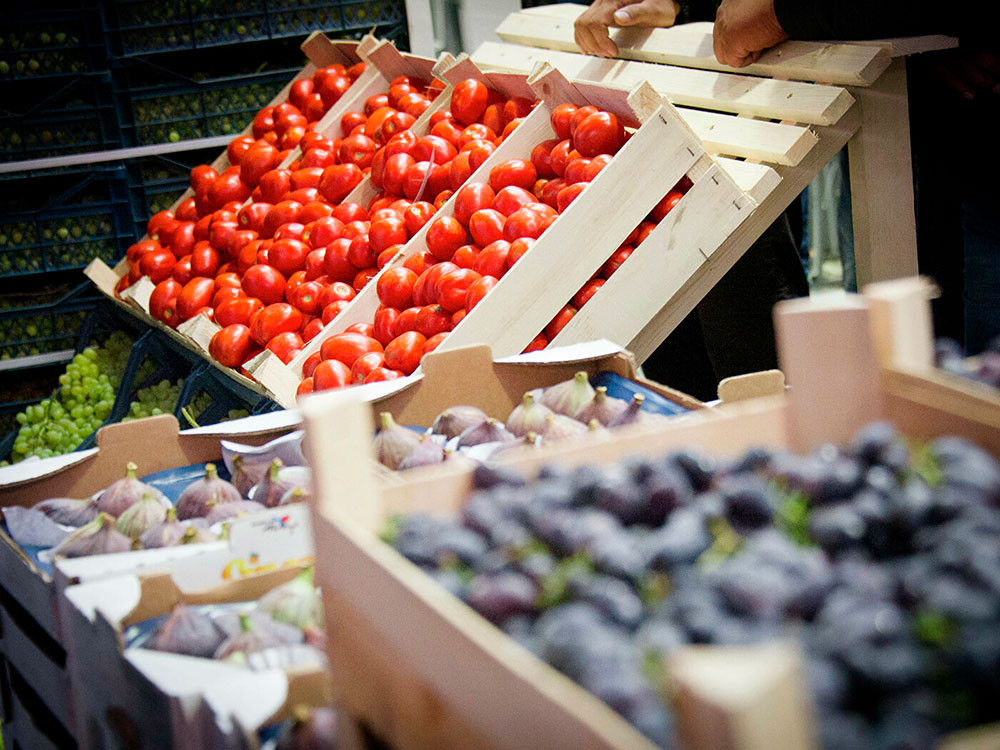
[
  {"left": 541, "top": 413, "right": 589, "bottom": 442},
  {"left": 374, "top": 412, "right": 422, "bottom": 470},
  {"left": 115, "top": 492, "right": 168, "bottom": 541},
  {"left": 176, "top": 464, "right": 241, "bottom": 520},
  {"left": 457, "top": 418, "right": 516, "bottom": 448},
  {"left": 608, "top": 393, "right": 656, "bottom": 429},
  {"left": 250, "top": 459, "right": 311, "bottom": 507},
  {"left": 431, "top": 405, "right": 488, "bottom": 440},
  {"left": 276, "top": 706, "right": 341, "bottom": 750},
  {"left": 96, "top": 463, "right": 164, "bottom": 517},
  {"left": 214, "top": 612, "right": 285, "bottom": 661},
  {"left": 540, "top": 371, "right": 595, "bottom": 417},
  {"left": 204, "top": 500, "right": 267, "bottom": 525},
  {"left": 397, "top": 436, "right": 446, "bottom": 470},
  {"left": 52, "top": 513, "right": 133, "bottom": 558},
  {"left": 34, "top": 496, "right": 99, "bottom": 527},
  {"left": 147, "top": 603, "right": 226, "bottom": 658},
  {"left": 506, "top": 393, "right": 553, "bottom": 437},
  {"left": 279, "top": 486, "right": 310, "bottom": 506},
  {"left": 257, "top": 569, "right": 323, "bottom": 629},
  {"left": 170, "top": 525, "right": 218, "bottom": 546},
  {"left": 573, "top": 386, "right": 627, "bottom": 426},
  {"left": 230, "top": 454, "right": 269, "bottom": 497},
  {"left": 140, "top": 509, "right": 210, "bottom": 548}
]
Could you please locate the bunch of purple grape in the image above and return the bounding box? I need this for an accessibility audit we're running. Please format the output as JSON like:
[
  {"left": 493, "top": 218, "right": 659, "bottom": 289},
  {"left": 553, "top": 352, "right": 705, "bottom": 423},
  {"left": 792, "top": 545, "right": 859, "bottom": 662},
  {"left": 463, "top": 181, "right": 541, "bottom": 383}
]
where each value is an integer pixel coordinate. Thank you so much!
[
  {"left": 385, "top": 422, "right": 1000, "bottom": 749},
  {"left": 936, "top": 337, "right": 1000, "bottom": 389}
]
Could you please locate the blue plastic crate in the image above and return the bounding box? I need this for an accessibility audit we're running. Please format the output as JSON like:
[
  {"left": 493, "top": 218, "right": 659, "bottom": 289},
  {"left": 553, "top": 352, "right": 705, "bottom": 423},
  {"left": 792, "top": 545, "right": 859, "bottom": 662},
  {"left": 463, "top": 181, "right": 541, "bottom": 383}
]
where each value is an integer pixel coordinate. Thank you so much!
[
  {"left": 0, "top": 167, "right": 132, "bottom": 277},
  {"left": 0, "top": 283, "right": 98, "bottom": 361},
  {"left": 106, "top": 0, "right": 408, "bottom": 56},
  {"left": 0, "top": 3, "right": 107, "bottom": 80},
  {"left": 0, "top": 75, "right": 121, "bottom": 162},
  {"left": 123, "top": 147, "right": 217, "bottom": 238}
]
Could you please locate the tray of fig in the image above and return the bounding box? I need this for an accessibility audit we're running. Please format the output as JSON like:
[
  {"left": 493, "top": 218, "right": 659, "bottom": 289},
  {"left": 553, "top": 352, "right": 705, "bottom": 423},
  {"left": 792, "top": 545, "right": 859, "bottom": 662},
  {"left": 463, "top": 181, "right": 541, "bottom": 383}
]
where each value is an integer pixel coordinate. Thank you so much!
[{"left": 300, "top": 292, "right": 1000, "bottom": 750}]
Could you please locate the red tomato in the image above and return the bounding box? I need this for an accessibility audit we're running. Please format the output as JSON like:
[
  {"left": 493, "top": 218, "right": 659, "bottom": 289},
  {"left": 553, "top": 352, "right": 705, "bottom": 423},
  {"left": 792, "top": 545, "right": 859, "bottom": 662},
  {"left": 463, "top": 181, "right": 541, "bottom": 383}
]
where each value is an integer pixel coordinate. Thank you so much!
[
  {"left": 393, "top": 307, "right": 420, "bottom": 336},
  {"left": 300, "top": 147, "right": 337, "bottom": 170},
  {"left": 345, "top": 234, "right": 374, "bottom": 270},
  {"left": 584, "top": 154, "right": 614, "bottom": 181},
  {"left": 451, "top": 79, "right": 489, "bottom": 125},
  {"left": 290, "top": 167, "right": 324, "bottom": 191},
  {"left": 459, "top": 123, "right": 496, "bottom": 147},
  {"left": 402, "top": 251, "right": 435, "bottom": 277},
  {"left": 448, "top": 151, "right": 473, "bottom": 191},
  {"left": 350, "top": 351, "right": 385, "bottom": 383},
  {"left": 469, "top": 208, "right": 505, "bottom": 247},
  {"left": 365, "top": 106, "right": 396, "bottom": 139},
  {"left": 412, "top": 135, "right": 458, "bottom": 164},
  {"left": 302, "top": 352, "right": 323, "bottom": 378},
  {"left": 172, "top": 255, "right": 193, "bottom": 285},
  {"left": 290, "top": 280, "right": 324, "bottom": 315},
  {"left": 530, "top": 138, "right": 559, "bottom": 179},
  {"left": 425, "top": 216, "right": 467, "bottom": 261},
  {"left": 243, "top": 264, "right": 287, "bottom": 305},
  {"left": 473, "top": 240, "right": 510, "bottom": 278},
  {"left": 568, "top": 105, "right": 598, "bottom": 137},
  {"left": 364, "top": 367, "right": 404, "bottom": 383},
  {"left": 563, "top": 158, "right": 592, "bottom": 186},
  {"left": 175, "top": 198, "right": 198, "bottom": 222},
  {"left": 573, "top": 111, "right": 624, "bottom": 158},
  {"left": 139, "top": 249, "right": 176, "bottom": 284},
  {"left": 506, "top": 237, "right": 535, "bottom": 268},
  {"left": 227, "top": 135, "right": 256, "bottom": 166},
  {"left": 489, "top": 160, "right": 537, "bottom": 192},
  {"left": 267, "top": 331, "right": 304, "bottom": 364},
  {"left": 464, "top": 140, "right": 496, "bottom": 170},
  {"left": 382, "top": 153, "right": 415, "bottom": 196},
  {"left": 176, "top": 277, "right": 215, "bottom": 320},
  {"left": 402, "top": 202, "right": 436, "bottom": 237},
  {"left": 320, "top": 281, "right": 357, "bottom": 307},
  {"left": 216, "top": 297, "right": 263, "bottom": 327},
  {"left": 453, "top": 182, "right": 495, "bottom": 227},
  {"left": 379, "top": 111, "right": 416, "bottom": 142},
  {"left": 333, "top": 203, "right": 368, "bottom": 224},
  {"left": 451, "top": 308, "right": 467, "bottom": 327},
  {"left": 190, "top": 166, "right": 218, "bottom": 194},
  {"left": 419, "top": 261, "right": 458, "bottom": 305},
  {"left": 376, "top": 267, "right": 418, "bottom": 309},
  {"left": 550, "top": 103, "right": 577, "bottom": 140},
  {"left": 414, "top": 304, "right": 451, "bottom": 337},
  {"left": 572, "top": 278, "right": 605, "bottom": 308},
  {"left": 369, "top": 216, "right": 407, "bottom": 253},
  {"left": 556, "top": 183, "right": 587, "bottom": 212},
  {"left": 304, "top": 249, "right": 326, "bottom": 280},
  {"left": 267, "top": 238, "right": 309, "bottom": 276},
  {"left": 465, "top": 275, "right": 498, "bottom": 312},
  {"left": 313, "top": 359, "right": 352, "bottom": 391},
  {"left": 320, "top": 332, "right": 384, "bottom": 367},
  {"left": 545, "top": 305, "right": 577, "bottom": 340},
  {"left": 258, "top": 170, "right": 291, "bottom": 204},
  {"left": 210, "top": 324, "right": 253, "bottom": 367},
  {"left": 297, "top": 377, "right": 314, "bottom": 397},
  {"left": 250, "top": 302, "right": 303, "bottom": 345},
  {"left": 423, "top": 332, "right": 448, "bottom": 355},
  {"left": 319, "top": 164, "right": 363, "bottom": 203},
  {"left": 504, "top": 97, "right": 533, "bottom": 123},
  {"left": 149, "top": 279, "right": 181, "bottom": 323},
  {"left": 384, "top": 130, "right": 418, "bottom": 158},
  {"left": 321, "top": 238, "right": 355, "bottom": 283},
  {"left": 522, "top": 333, "right": 548, "bottom": 353},
  {"left": 503, "top": 207, "right": 545, "bottom": 242},
  {"left": 127, "top": 239, "right": 160, "bottom": 264},
  {"left": 384, "top": 331, "right": 427, "bottom": 374},
  {"left": 434, "top": 190, "right": 453, "bottom": 210},
  {"left": 374, "top": 307, "right": 401, "bottom": 346},
  {"left": 493, "top": 186, "right": 535, "bottom": 217},
  {"left": 431, "top": 118, "right": 463, "bottom": 147},
  {"left": 650, "top": 190, "right": 684, "bottom": 222},
  {"left": 212, "top": 286, "right": 242, "bottom": 308},
  {"left": 340, "top": 134, "right": 377, "bottom": 168},
  {"left": 321, "top": 300, "right": 351, "bottom": 324},
  {"left": 261, "top": 200, "right": 302, "bottom": 239},
  {"left": 452, "top": 244, "right": 479, "bottom": 269},
  {"left": 377, "top": 246, "right": 400, "bottom": 269},
  {"left": 345, "top": 322, "right": 375, "bottom": 337},
  {"left": 481, "top": 103, "right": 503, "bottom": 136},
  {"left": 241, "top": 143, "right": 281, "bottom": 186},
  {"left": 437, "top": 268, "right": 481, "bottom": 313},
  {"left": 340, "top": 110, "right": 366, "bottom": 136},
  {"left": 353, "top": 268, "right": 378, "bottom": 291}
]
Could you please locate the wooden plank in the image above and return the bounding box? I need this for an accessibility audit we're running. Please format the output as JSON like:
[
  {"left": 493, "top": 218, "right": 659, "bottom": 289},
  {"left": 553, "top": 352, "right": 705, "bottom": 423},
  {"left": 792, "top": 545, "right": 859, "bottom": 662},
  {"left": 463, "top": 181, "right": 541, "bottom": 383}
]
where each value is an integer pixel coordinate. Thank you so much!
[
  {"left": 496, "top": 12, "right": 891, "bottom": 86},
  {"left": 714, "top": 157, "right": 780, "bottom": 203},
  {"left": 550, "top": 156, "right": 754, "bottom": 350},
  {"left": 625, "top": 104, "right": 861, "bottom": 363},
  {"left": 848, "top": 58, "right": 918, "bottom": 286},
  {"left": 472, "top": 41, "right": 854, "bottom": 126}
]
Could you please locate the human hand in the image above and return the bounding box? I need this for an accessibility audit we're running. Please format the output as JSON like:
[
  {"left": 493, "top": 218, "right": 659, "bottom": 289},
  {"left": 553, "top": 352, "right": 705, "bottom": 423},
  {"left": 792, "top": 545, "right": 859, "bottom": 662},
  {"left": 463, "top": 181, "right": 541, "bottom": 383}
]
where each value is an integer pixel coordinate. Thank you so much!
[
  {"left": 934, "top": 50, "right": 1000, "bottom": 100},
  {"left": 574, "top": 0, "right": 680, "bottom": 58},
  {"left": 713, "top": 0, "right": 788, "bottom": 68}
]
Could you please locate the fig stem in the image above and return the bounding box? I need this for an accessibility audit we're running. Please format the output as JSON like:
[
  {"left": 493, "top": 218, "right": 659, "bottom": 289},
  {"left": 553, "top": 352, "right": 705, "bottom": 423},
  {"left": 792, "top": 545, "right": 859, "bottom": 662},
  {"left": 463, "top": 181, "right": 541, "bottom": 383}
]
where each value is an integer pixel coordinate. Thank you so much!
[
  {"left": 166, "top": 507, "right": 177, "bottom": 521},
  {"left": 594, "top": 386, "right": 607, "bottom": 403},
  {"left": 205, "top": 463, "right": 218, "bottom": 480},
  {"left": 522, "top": 392, "right": 535, "bottom": 407},
  {"left": 269, "top": 457, "right": 282, "bottom": 480},
  {"left": 125, "top": 461, "right": 138, "bottom": 479},
  {"left": 238, "top": 612, "right": 252, "bottom": 633},
  {"left": 379, "top": 412, "right": 397, "bottom": 431}
]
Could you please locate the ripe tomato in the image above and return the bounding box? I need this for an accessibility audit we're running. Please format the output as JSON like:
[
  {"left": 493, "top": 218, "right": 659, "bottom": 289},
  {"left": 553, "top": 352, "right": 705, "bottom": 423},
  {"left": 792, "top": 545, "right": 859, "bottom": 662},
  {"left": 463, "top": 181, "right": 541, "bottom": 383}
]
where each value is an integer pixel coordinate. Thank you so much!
[
  {"left": 423, "top": 332, "right": 448, "bottom": 355},
  {"left": 353, "top": 268, "right": 378, "bottom": 291},
  {"left": 572, "top": 278, "right": 605, "bottom": 308},
  {"left": 584, "top": 154, "right": 614, "bottom": 181},
  {"left": 290, "top": 167, "right": 324, "bottom": 191},
  {"left": 240, "top": 143, "right": 281, "bottom": 186},
  {"left": 451, "top": 308, "right": 467, "bottom": 327},
  {"left": 556, "top": 183, "right": 587, "bottom": 212},
  {"left": 365, "top": 367, "right": 404, "bottom": 383},
  {"left": 412, "top": 135, "right": 457, "bottom": 164},
  {"left": 544, "top": 305, "right": 577, "bottom": 340},
  {"left": 304, "top": 216, "right": 346, "bottom": 250},
  {"left": 322, "top": 238, "right": 357, "bottom": 283},
  {"left": 319, "top": 164, "right": 363, "bottom": 203},
  {"left": 489, "top": 159, "right": 537, "bottom": 192},
  {"left": 437, "top": 268, "right": 481, "bottom": 313},
  {"left": 139, "top": 249, "right": 176, "bottom": 283},
  {"left": 465, "top": 274, "right": 498, "bottom": 312},
  {"left": 451, "top": 244, "right": 479, "bottom": 269},
  {"left": 320, "top": 332, "right": 383, "bottom": 367},
  {"left": 507, "top": 237, "right": 534, "bottom": 269},
  {"left": 189, "top": 243, "right": 220, "bottom": 277},
  {"left": 503, "top": 207, "right": 545, "bottom": 242},
  {"left": 650, "top": 190, "right": 684, "bottom": 222},
  {"left": 227, "top": 135, "right": 256, "bottom": 166},
  {"left": 176, "top": 277, "right": 215, "bottom": 320},
  {"left": 340, "top": 110, "right": 366, "bottom": 136},
  {"left": 473, "top": 240, "right": 510, "bottom": 278},
  {"left": 207, "top": 171, "right": 251, "bottom": 209},
  {"left": 569, "top": 105, "right": 598, "bottom": 137},
  {"left": 172, "top": 255, "right": 193, "bottom": 285},
  {"left": 313, "top": 359, "right": 352, "bottom": 391},
  {"left": 382, "top": 153, "right": 415, "bottom": 196},
  {"left": 379, "top": 111, "right": 416, "bottom": 143},
  {"left": 469, "top": 208, "right": 505, "bottom": 247},
  {"left": 393, "top": 307, "right": 420, "bottom": 336},
  {"left": 376, "top": 267, "right": 418, "bottom": 309},
  {"left": 216, "top": 297, "right": 263, "bottom": 327},
  {"left": 321, "top": 300, "right": 351, "bottom": 324},
  {"left": 297, "top": 378, "right": 315, "bottom": 397},
  {"left": 522, "top": 333, "right": 548, "bottom": 353},
  {"left": 530, "top": 139, "right": 559, "bottom": 179},
  {"left": 340, "top": 134, "right": 377, "bottom": 168},
  {"left": 550, "top": 103, "right": 578, "bottom": 140},
  {"left": 243, "top": 264, "right": 286, "bottom": 305},
  {"left": 464, "top": 140, "right": 496, "bottom": 170},
  {"left": 453, "top": 182, "right": 495, "bottom": 226},
  {"left": 384, "top": 331, "right": 427, "bottom": 374},
  {"left": 563, "top": 158, "right": 592, "bottom": 186},
  {"left": 266, "top": 331, "right": 304, "bottom": 363},
  {"left": 431, "top": 118, "right": 463, "bottom": 147},
  {"left": 127, "top": 239, "right": 160, "bottom": 264},
  {"left": 573, "top": 111, "right": 624, "bottom": 157},
  {"left": 319, "top": 281, "right": 356, "bottom": 307},
  {"left": 149, "top": 279, "right": 181, "bottom": 323},
  {"left": 258, "top": 170, "right": 292, "bottom": 204},
  {"left": 190, "top": 165, "right": 218, "bottom": 194},
  {"left": 451, "top": 79, "right": 489, "bottom": 125},
  {"left": 374, "top": 307, "right": 401, "bottom": 346},
  {"left": 481, "top": 103, "right": 503, "bottom": 136},
  {"left": 493, "top": 186, "right": 535, "bottom": 217},
  {"left": 302, "top": 352, "right": 323, "bottom": 378},
  {"left": 250, "top": 302, "right": 303, "bottom": 345},
  {"left": 425, "top": 216, "right": 467, "bottom": 261},
  {"left": 289, "top": 280, "right": 324, "bottom": 315},
  {"left": 419, "top": 261, "right": 458, "bottom": 305},
  {"left": 350, "top": 351, "right": 385, "bottom": 383},
  {"left": 601, "top": 245, "right": 634, "bottom": 278},
  {"left": 369, "top": 216, "right": 407, "bottom": 253},
  {"left": 347, "top": 234, "right": 375, "bottom": 269},
  {"left": 448, "top": 151, "right": 473, "bottom": 191},
  {"left": 434, "top": 190, "right": 453, "bottom": 210},
  {"left": 210, "top": 324, "right": 253, "bottom": 367},
  {"left": 459, "top": 123, "right": 496, "bottom": 147},
  {"left": 268, "top": 239, "right": 310, "bottom": 276},
  {"left": 402, "top": 202, "right": 436, "bottom": 237},
  {"left": 212, "top": 287, "right": 242, "bottom": 309},
  {"left": 261, "top": 201, "right": 303, "bottom": 239},
  {"left": 414, "top": 305, "right": 451, "bottom": 337}
]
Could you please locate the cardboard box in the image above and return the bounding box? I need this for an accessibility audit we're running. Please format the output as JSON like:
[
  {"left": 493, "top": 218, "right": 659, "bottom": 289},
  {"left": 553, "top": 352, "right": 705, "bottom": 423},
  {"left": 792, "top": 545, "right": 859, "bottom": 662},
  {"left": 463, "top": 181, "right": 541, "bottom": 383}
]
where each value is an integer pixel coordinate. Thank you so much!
[
  {"left": 299, "top": 293, "right": 1000, "bottom": 750},
  {"left": 62, "top": 566, "right": 328, "bottom": 750}
]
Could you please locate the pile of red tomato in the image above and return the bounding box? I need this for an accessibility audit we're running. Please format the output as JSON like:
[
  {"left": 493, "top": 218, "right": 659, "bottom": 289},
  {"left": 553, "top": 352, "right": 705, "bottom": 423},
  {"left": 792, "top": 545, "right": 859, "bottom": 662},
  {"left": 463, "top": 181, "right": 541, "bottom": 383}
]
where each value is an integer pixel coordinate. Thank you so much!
[{"left": 295, "top": 96, "right": 691, "bottom": 395}]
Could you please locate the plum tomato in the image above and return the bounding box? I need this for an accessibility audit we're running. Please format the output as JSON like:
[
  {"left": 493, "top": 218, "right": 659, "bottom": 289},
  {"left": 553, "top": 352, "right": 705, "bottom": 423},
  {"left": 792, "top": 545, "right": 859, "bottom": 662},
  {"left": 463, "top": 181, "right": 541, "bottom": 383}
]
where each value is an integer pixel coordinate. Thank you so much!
[
  {"left": 489, "top": 159, "right": 537, "bottom": 192},
  {"left": 649, "top": 190, "right": 684, "bottom": 222},
  {"left": 373, "top": 307, "right": 401, "bottom": 346},
  {"left": 250, "top": 302, "right": 303, "bottom": 345},
  {"left": 469, "top": 208, "right": 505, "bottom": 247},
  {"left": 472, "top": 240, "right": 510, "bottom": 278},
  {"left": 425, "top": 215, "right": 467, "bottom": 261},
  {"left": 266, "top": 331, "right": 304, "bottom": 364},
  {"left": 290, "top": 280, "right": 324, "bottom": 315},
  {"left": 176, "top": 277, "right": 215, "bottom": 320},
  {"left": 492, "top": 186, "right": 535, "bottom": 217},
  {"left": 436, "top": 268, "right": 481, "bottom": 313},
  {"left": 312, "top": 359, "right": 352, "bottom": 391},
  {"left": 216, "top": 296, "right": 263, "bottom": 327},
  {"left": 573, "top": 111, "right": 624, "bottom": 158},
  {"left": 319, "top": 163, "right": 363, "bottom": 203},
  {"left": 464, "top": 274, "right": 497, "bottom": 312},
  {"left": 572, "top": 278, "right": 605, "bottom": 308},
  {"left": 350, "top": 351, "right": 386, "bottom": 383},
  {"left": 149, "top": 279, "right": 181, "bottom": 323},
  {"left": 453, "top": 182, "right": 495, "bottom": 227},
  {"left": 423, "top": 332, "right": 449, "bottom": 355},
  {"left": 414, "top": 304, "right": 451, "bottom": 337},
  {"left": 321, "top": 300, "right": 351, "bottom": 324},
  {"left": 384, "top": 331, "right": 427, "bottom": 374},
  {"left": 544, "top": 304, "right": 577, "bottom": 340},
  {"left": 376, "top": 267, "right": 418, "bottom": 309},
  {"left": 364, "top": 367, "right": 405, "bottom": 383},
  {"left": 320, "top": 332, "right": 383, "bottom": 367},
  {"left": 242, "top": 264, "right": 287, "bottom": 305},
  {"left": 451, "top": 79, "right": 489, "bottom": 125},
  {"left": 210, "top": 324, "right": 253, "bottom": 368}
]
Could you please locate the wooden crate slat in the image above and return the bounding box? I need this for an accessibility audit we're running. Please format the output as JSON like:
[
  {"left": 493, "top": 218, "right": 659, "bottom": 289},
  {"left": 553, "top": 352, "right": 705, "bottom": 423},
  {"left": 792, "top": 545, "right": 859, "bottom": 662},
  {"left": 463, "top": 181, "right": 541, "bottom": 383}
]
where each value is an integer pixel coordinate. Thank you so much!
[
  {"left": 678, "top": 107, "right": 816, "bottom": 166},
  {"left": 549, "top": 157, "right": 754, "bottom": 350},
  {"left": 713, "top": 157, "right": 780, "bottom": 203},
  {"left": 496, "top": 11, "right": 890, "bottom": 86},
  {"left": 472, "top": 41, "right": 853, "bottom": 126}
]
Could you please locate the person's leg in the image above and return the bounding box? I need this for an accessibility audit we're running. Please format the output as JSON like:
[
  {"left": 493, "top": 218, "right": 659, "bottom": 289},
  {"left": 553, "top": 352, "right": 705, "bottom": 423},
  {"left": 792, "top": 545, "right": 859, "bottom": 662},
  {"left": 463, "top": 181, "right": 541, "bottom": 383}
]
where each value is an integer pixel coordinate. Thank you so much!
[
  {"left": 837, "top": 148, "right": 857, "bottom": 292},
  {"left": 961, "top": 189, "right": 1000, "bottom": 353}
]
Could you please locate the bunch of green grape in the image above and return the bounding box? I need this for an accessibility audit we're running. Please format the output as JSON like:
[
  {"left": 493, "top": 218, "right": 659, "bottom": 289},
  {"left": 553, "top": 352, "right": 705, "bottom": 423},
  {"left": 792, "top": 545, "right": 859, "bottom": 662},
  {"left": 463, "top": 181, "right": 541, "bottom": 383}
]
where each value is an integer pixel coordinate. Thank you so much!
[
  {"left": 8, "top": 331, "right": 133, "bottom": 462},
  {"left": 122, "top": 378, "right": 182, "bottom": 421}
]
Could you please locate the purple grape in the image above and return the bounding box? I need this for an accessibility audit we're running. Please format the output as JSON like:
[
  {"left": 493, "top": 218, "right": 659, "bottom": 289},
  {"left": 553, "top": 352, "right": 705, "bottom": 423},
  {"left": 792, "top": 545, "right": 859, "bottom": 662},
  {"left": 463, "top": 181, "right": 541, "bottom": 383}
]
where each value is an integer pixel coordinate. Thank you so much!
[
  {"left": 466, "top": 572, "right": 538, "bottom": 625},
  {"left": 717, "top": 474, "right": 777, "bottom": 530},
  {"left": 570, "top": 574, "right": 644, "bottom": 630},
  {"left": 644, "top": 509, "right": 711, "bottom": 571},
  {"left": 431, "top": 523, "right": 489, "bottom": 567}
]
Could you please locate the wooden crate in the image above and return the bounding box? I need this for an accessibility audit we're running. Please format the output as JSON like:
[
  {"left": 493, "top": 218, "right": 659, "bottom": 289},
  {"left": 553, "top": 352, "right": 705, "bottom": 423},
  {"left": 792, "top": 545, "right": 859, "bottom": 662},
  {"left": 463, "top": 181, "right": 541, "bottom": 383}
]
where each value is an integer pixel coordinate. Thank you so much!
[
  {"left": 299, "top": 292, "right": 1000, "bottom": 750},
  {"left": 250, "top": 63, "right": 755, "bottom": 407}
]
